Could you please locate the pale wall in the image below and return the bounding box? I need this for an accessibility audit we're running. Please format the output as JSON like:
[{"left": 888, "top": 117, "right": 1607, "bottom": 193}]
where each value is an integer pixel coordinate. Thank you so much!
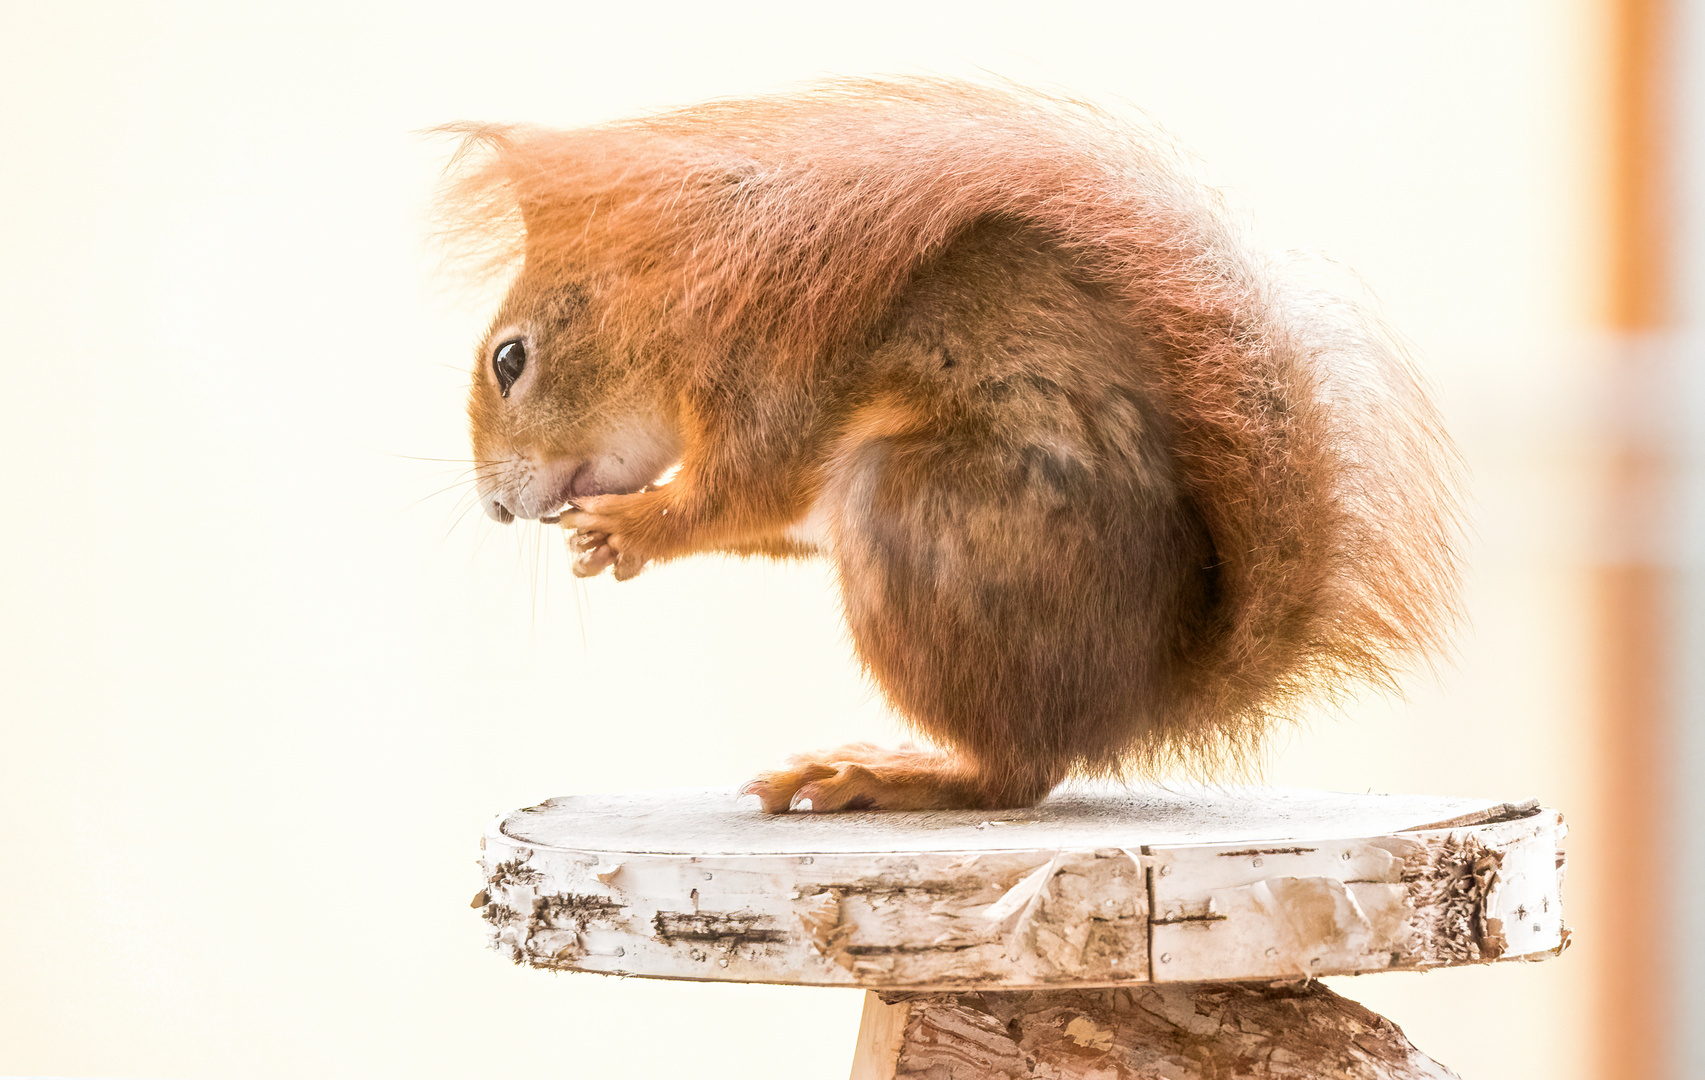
[{"left": 0, "top": 3, "right": 1607, "bottom": 1077}]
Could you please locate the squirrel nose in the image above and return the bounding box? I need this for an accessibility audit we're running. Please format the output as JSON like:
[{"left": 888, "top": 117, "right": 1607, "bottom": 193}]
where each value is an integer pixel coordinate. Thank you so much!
[{"left": 483, "top": 495, "right": 516, "bottom": 524}]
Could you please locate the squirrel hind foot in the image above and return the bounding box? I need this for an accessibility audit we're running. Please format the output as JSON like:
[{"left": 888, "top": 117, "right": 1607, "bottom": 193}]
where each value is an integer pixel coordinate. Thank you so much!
[{"left": 741, "top": 743, "right": 1053, "bottom": 813}]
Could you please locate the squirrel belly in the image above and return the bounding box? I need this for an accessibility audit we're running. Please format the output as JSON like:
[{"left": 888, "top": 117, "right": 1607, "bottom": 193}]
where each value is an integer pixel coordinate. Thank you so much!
[{"left": 441, "top": 78, "right": 1462, "bottom": 811}]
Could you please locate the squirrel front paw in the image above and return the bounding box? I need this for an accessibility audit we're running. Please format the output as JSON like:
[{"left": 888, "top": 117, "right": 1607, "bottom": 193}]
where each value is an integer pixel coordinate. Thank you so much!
[{"left": 561, "top": 493, "right": 656, "bottom": 581}]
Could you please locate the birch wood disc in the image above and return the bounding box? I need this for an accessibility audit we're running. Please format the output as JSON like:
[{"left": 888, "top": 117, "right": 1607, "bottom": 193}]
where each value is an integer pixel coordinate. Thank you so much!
[{"left": 477, "top": 785, "right": 1567, "bottom": 990}]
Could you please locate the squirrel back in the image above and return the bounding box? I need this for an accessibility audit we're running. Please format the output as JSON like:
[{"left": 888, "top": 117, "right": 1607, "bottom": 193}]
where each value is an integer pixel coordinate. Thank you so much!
[{"left": 443, "top": 79, "right": 1461, "bottom": 801}]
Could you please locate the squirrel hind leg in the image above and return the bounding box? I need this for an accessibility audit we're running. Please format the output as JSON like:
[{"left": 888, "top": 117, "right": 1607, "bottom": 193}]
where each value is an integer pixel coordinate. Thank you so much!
[
  {"left": 741, "top": 743, "right": 1051, "bottom": 813},
  {"left": 821, "top": 396, "right": 1215, "bottom": 806},
  {"left": 767, "top": 219, "right": 1221, "bottom": 812}
]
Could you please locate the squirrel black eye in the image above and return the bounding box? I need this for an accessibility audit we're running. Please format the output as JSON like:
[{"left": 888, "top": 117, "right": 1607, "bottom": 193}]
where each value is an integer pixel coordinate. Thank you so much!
[{"left": 493, "top": 339, "right": 527, "bottom": 398}]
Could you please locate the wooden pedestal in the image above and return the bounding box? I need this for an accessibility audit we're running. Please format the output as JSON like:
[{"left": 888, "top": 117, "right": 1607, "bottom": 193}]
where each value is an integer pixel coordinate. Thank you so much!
[
  {"left": 475, "top": 786, "right": 1567, "bottom": 1077},
  {"left": 849, "top": 985, "right": 1457, "bottom": 1079}
]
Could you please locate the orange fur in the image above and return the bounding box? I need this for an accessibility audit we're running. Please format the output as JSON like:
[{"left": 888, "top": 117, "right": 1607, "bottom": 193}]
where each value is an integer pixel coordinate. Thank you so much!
[{"left": 439, "top": 79, "right": 1462, "bottom": 810}]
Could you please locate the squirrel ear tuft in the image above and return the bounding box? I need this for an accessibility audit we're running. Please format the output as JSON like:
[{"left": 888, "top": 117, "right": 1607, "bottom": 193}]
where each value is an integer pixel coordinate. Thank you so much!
[
  {"left": 518, "top": 195, "right": 547, "bottom": 245},
  {"left": 518, "top": 196, "right": 584, "bottom": 272},
  {"left": 517, "top": 193, "right": 564, "bottom": 266},
  {"left": 430, "top": 122, "right": 533, "bottom": 282}
]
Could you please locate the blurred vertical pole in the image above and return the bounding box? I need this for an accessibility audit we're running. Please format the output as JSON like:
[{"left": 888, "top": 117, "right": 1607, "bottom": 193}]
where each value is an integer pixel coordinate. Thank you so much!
[
  {"left": 1671, "top": 2, "right": 1705, "bottom": 1077},
  {"left": 1601, "top": 1, "right": 1674, "bottom": 1079}
]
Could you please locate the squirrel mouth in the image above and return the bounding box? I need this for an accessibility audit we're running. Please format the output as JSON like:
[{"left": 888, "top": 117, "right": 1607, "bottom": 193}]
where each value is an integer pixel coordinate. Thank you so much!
[
  {"left": 500, "top": 459, "right": 679, "bottom": 525},
  {"left": 538, "top": 492, "right": 578, "bottom": 524},
  {"left": 484, "top": 456, "right": 664, "bottom": 525},
  {"left": 537, "top": 463, "right": 603, "bottom": 523},
  {"left": 539, "top": 460, "right": 655, "bottom": 522}
]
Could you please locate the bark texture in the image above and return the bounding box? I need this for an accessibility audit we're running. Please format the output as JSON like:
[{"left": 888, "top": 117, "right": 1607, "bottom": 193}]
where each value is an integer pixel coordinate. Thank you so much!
[
  {"left": 852, "top": 983, "right": 1459, "bottom": 1080},
  {"left": 480, "top": 788, "right": 1567, "bottom": 989}
]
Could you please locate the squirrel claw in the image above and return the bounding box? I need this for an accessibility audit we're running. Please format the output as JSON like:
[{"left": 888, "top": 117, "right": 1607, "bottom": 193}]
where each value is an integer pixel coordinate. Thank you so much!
[
  {"left": 739, "top": 780, "right": 792, "bottom": 814},
  {"left": 742, "top": 763, "right": 835, "bottom": 813},
  {"left": 568, "top": 530, "right": 606, "bottom": 552},
  {"left": 566, "top": 529, "right": 618, "bottom": 577},
  {"left": 792, "top": 770, "right": 881, "bottom": 813}
]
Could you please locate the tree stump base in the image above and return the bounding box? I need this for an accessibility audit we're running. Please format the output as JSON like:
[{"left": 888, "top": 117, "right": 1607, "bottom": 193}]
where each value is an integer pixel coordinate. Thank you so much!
[
  {"left": 476, "top": 785, "right": 1567, "bottom": 1078},
  {"left": 852, "top": 983, "right": 1457, "bottom": 1079}
]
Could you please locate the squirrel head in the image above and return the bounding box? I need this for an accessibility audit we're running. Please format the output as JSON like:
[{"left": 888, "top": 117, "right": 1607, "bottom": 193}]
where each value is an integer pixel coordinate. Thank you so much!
[{"left": 468, "top": 265, "right": 682, "bottom": 524}]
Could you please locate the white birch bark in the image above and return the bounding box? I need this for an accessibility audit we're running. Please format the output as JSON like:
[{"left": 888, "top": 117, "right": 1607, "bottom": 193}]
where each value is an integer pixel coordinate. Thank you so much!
[{"left": 475, "top": 786, "right": 1566, "bottom": 989}]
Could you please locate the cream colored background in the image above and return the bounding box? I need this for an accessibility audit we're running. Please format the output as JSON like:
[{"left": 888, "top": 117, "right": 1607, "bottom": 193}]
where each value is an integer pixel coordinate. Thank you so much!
[{"left": 1, "top": 3, "right": 1608, "bottom": 1077}]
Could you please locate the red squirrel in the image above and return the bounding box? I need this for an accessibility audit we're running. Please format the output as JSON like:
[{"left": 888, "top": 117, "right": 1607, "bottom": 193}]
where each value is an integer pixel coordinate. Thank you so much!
[{"left": 441, "top": 79, "right": 1461, "bottom": 813}]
